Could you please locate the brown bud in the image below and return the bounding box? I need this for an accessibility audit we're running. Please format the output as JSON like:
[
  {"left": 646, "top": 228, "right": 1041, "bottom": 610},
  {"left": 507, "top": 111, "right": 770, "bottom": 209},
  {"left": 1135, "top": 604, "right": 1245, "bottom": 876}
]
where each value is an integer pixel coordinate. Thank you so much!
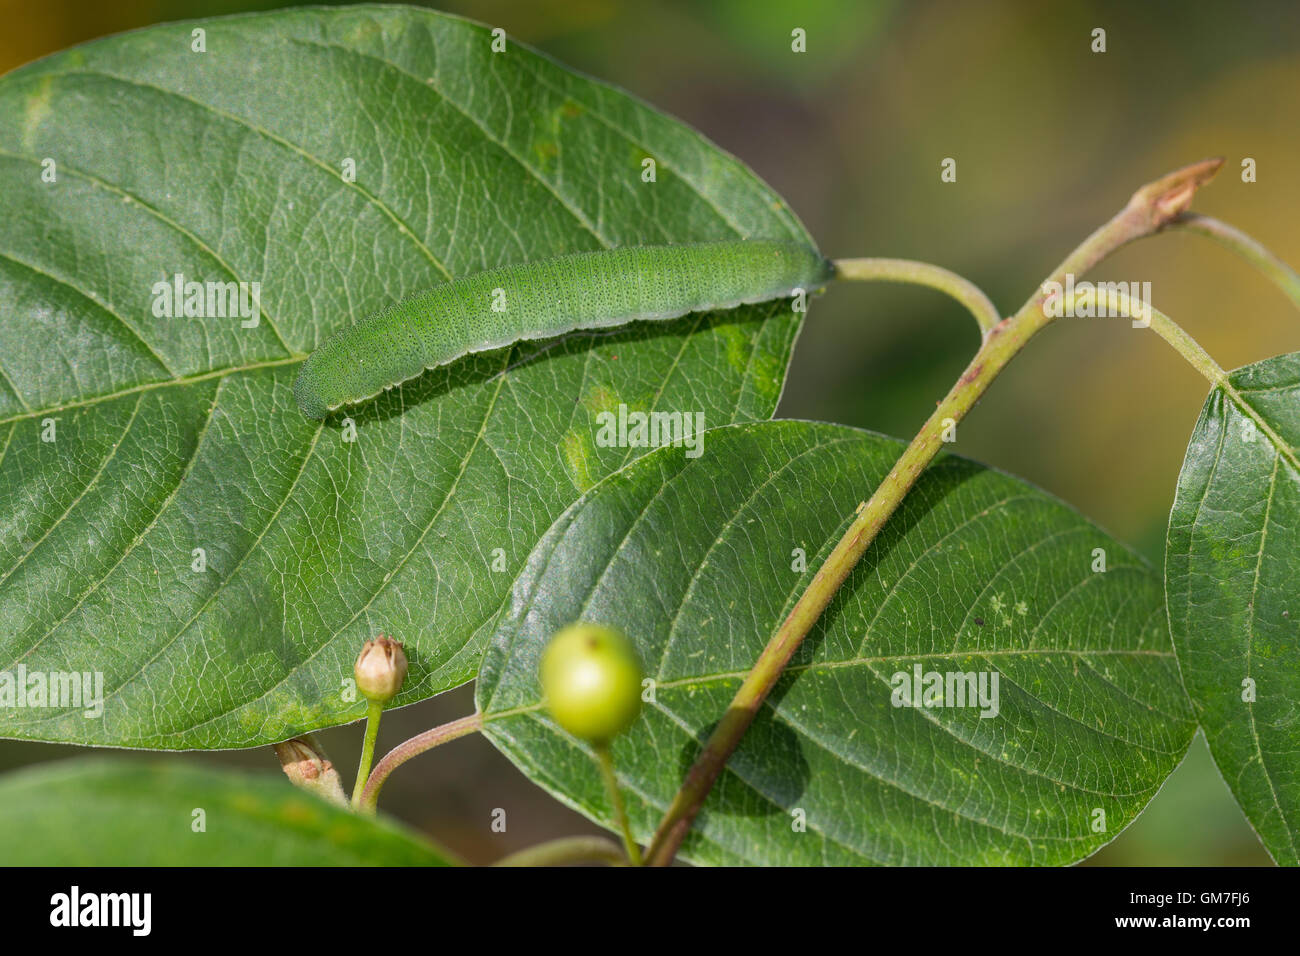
[
  {"left": 1127, "top": 157, "right": 1224, "bottom": 229},
  {"left": 355, "top": 636, "right": 408, "bottom": 703},
  {"left": 273, "top": 733, "right": 347, "bottom": 806}
]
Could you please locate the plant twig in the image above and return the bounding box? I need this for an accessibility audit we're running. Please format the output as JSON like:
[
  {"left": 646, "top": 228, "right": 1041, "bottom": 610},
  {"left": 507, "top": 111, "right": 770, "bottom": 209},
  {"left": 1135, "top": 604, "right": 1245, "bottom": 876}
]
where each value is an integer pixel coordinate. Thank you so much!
[
  {"left": 357, "top": 711, "right": 483, "bottom": 812},
  {"left": 1171, "top": 211, "right": 1300, "bottom": 310},
  {"left": 492, "top": 835, "right": 627, "bottom": 867},
  {"left": 643, "top": 157, "right": 1225, "bottom": 867},
  {"left": 832, "top": 257, "right": 1003, "bottom": 335}
]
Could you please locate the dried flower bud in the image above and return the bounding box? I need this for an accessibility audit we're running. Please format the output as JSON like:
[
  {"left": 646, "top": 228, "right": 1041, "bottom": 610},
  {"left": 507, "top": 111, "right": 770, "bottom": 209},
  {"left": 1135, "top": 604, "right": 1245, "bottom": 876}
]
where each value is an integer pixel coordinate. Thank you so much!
[
  {"left": 273, "top": 734, "right": 347, "bottom": 806},
  {"left": 355, "top": 636, "right": 408, "bottom": 703}
]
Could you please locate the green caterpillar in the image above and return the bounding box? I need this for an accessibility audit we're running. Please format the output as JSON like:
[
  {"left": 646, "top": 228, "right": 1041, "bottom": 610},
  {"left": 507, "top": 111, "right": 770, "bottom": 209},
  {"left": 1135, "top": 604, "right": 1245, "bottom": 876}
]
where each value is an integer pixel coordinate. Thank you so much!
[{"left": 293, "top": 239, "right": 834, "bottom": 419}]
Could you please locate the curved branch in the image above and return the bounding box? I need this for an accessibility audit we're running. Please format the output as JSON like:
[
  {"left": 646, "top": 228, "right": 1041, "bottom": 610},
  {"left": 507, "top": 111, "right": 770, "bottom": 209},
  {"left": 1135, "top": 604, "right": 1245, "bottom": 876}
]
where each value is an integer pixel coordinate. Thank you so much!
[{"left": 832, "top": 257, "right": 1002, "bottom": 335}]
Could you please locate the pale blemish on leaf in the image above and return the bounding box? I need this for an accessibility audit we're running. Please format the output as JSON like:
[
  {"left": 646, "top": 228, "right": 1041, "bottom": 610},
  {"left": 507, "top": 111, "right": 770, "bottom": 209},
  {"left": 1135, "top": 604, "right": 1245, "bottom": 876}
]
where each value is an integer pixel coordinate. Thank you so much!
[
  {"left": 230, "top": 792, "right": 262, "bottom": 815},
  {"left": 21, "top": 75, "right": 54, "bottom": 151},
  {"left": 581, "top": 383, "right": 620, "bottom": 415},
  {"left": 714, "top": 322, "right": 753, "bottom": 375},
  {"left": 277, "top": 800, "right": 324, "bottom": 828},
  {"left": 531, "top": 138, "right": 559, "bottom": 169},
  {"left": 747, "top": 349, "right": 785, "bottom": 405},
  {"left": 562, "top": 430, "right": 596, "bottom": 491},
  {"left": 343, "top": 18, "right": 384, "bottom": 44}
]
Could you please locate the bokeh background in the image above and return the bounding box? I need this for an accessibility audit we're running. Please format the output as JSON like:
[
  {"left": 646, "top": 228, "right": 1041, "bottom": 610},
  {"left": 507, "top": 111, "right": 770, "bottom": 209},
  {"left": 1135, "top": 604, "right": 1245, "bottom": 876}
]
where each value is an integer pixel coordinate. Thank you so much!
[{"left": 2, "top": 0, "right": 1295, "bottom": 865}]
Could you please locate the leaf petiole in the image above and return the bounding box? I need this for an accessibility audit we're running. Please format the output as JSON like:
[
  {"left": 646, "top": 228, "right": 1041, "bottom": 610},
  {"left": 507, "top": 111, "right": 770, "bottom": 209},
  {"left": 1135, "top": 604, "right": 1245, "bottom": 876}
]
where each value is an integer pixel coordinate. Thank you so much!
[
  {"left": 832, "top": 257, "right": 1002, "bottom": 335},
  {"left": 357, "top": 712, "right": 484, "bottom": 812},
  {"left": 1172, "top": 212, "right": 1300, "bottom": 312}
]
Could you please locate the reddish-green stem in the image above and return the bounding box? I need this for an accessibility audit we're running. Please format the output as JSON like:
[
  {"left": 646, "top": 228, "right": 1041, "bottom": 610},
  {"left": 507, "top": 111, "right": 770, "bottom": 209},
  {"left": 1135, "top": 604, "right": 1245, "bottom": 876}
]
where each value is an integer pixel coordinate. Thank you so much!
[{"left": 357, "top": 711, "right": 483, "bottom": 812}]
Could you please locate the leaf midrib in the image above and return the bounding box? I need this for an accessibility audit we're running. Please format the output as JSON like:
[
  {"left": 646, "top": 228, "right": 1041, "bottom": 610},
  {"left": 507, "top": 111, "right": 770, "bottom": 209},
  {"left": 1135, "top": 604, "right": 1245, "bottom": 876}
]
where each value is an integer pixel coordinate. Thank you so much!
[
  {"left": 1240, "top": 453, "right": 1295, "bottom": 856},
  {"left": 0, "top": 354, "right": 303, "bottom": 427}
]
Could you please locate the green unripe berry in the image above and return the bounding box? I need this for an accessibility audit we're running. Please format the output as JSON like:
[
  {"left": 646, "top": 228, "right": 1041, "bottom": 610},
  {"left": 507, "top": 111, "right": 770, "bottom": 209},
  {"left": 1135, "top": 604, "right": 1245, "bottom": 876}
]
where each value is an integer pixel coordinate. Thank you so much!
[{"left": 540, "top": 623, "right": 643, "bottom": 744}]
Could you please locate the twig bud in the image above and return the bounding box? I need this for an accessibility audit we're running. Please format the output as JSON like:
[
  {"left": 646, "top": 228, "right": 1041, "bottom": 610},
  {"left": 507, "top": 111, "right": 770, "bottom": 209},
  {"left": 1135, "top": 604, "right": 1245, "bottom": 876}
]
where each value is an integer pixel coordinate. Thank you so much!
[{"left": 1127, "top": 157, "right": 1224, "bottom": 229}]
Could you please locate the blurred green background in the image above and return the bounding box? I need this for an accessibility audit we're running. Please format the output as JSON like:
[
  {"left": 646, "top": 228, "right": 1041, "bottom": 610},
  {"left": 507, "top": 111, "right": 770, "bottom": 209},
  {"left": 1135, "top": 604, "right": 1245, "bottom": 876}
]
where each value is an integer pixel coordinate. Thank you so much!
[{"left": 2, "top": 0, "right": 1294, "bottom": 865}]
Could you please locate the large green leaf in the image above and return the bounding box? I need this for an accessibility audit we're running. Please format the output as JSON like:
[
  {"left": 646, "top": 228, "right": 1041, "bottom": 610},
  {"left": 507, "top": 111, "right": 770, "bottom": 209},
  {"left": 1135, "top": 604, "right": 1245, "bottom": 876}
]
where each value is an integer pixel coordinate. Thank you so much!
[
  {"left": 0, "top": 757, "right": 454, "bottom": 865},
  {"left": 1166, "top": 352, "right": 1300, "bottom": 865},
  {"left": 0, "top": 6, "right": 812, "bottom": 747},
  {"left": 478, "top": 421, "right": 1195, "bottom": 866}
]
